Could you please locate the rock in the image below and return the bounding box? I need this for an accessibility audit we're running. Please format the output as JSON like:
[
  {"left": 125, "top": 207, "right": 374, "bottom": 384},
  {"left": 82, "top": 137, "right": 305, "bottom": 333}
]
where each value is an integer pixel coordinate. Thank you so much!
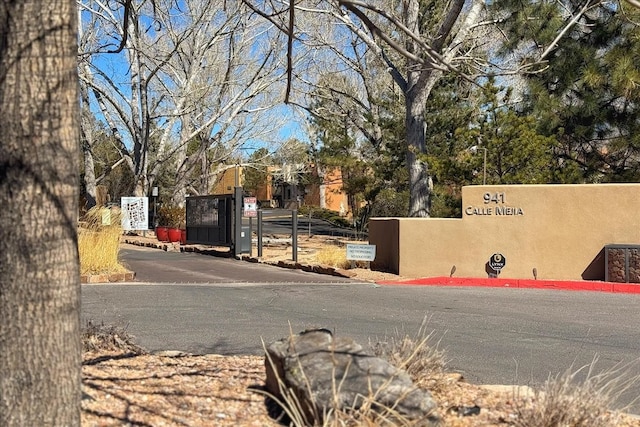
[
  {"left": 277, "top": 260, "right": 298, "bottom": 269},
  {"left": 312, "top": 264, "right": 336, "bottom": 275},
  {"left": 333, "top": 268, "right": 357, "bottom": 278},
  {"left": 264, "top": 329, "right": 439, "bottom": 426}
]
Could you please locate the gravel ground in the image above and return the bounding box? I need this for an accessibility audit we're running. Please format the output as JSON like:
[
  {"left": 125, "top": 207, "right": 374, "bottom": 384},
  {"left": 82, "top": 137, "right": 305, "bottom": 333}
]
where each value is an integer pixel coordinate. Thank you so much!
[{"left": 81, "top": 351, "right": 640, "bottom": 426}]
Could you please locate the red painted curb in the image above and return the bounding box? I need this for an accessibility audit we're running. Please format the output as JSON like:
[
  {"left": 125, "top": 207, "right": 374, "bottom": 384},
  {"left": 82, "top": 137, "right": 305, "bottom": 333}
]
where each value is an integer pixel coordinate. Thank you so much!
[{"left": 377, "top": 276, "right": 640, "bottom": 294}]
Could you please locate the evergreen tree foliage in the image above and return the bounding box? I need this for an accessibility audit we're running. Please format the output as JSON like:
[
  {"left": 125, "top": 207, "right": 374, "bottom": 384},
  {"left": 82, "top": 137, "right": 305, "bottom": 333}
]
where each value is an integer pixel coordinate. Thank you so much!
[
  {"left": 424, "top": 78, "right": 558, "bottom": 216},
  {"left": 495, "top": 0, "right": 640, "bottom": 182},
  {"left": 308, "top": 73, "right": 407, "bottom": 225},
  {"left": 456, "top": 81, "right": 558, "bottom": 184},
  {"left": 81, "top": 117, "right": 136, "bottom": 201},
  {"left": 423, "top": 75, "right": 478, "bottom": 217},
  {"left": 243, "top": 147, "right": 272, "bottom": 197}
]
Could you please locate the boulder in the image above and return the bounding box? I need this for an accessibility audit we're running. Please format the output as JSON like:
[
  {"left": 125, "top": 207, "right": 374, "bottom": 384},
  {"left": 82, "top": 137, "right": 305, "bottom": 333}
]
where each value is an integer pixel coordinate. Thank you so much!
[{"left": 264, "top": 329, "right": 439, "bottom": 425}]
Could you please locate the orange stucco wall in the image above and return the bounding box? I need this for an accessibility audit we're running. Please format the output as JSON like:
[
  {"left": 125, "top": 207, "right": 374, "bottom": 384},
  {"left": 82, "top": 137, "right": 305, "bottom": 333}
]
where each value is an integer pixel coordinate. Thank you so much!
[
  {"left": 369, "top": 184, "right": 640, "bottom": 281},
  {"left": 211, "top": 167, "right": 243, "bottom": 195},
  {"left": 304, "top": 168, "right": 349, "bottom": 215},
  {"left": 321, "top": 169, "right": 349, "bottom": 214},
  {"left": 255, "top": 170, "right": 273, "bottom": 202}
]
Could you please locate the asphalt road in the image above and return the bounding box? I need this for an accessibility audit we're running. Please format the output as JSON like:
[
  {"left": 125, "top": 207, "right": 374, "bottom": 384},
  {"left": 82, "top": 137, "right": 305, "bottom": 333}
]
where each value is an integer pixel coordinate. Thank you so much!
[
  {"left": 82, "top": 246, "right": 640, "bottom": 413},
  {"left": 116, "top": 246, "right": 355, "bottom": 284}
]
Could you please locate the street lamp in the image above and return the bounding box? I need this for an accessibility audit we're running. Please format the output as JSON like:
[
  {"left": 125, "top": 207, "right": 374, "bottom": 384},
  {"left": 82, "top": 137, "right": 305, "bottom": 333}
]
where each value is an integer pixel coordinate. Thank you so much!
[{"left": 469, "top": 145, "right": 487, "bottom": 185}]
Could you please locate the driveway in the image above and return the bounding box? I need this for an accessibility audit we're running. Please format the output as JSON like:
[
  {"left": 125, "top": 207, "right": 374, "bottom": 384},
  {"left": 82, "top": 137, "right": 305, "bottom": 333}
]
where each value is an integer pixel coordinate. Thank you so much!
[{"left": 118, "top": 245, "right": 358, "bottom": 284}]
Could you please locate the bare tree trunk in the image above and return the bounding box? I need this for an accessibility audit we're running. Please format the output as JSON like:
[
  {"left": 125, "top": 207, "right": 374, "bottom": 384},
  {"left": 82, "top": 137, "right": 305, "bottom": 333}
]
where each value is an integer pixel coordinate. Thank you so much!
[
  {"left": 405, "top": 85, "right": 433, "bottom": 217},
  {"left": 404, "top": 0, "right": 432, "bottom": 217},
  {"left": 80, "top": 82, "right": 98, "bottom": 210},
  {"left": 0, "top": 1, "right": 81, "bottom": 426},
  {"left": 82, "top": 133, "right": 98, "bottom": 209},
  {"left": 172, "top": 113, "right": 193, "bottom": 206},
  {"left": 126, "top": 6, "right": 148, "bottom": 197}
]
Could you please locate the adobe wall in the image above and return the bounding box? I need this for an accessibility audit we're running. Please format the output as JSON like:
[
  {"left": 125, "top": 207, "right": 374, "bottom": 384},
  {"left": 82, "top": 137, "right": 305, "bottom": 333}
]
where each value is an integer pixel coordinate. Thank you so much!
[
  {"left": 304, "top": 168, "right": 349, "bottom": 216},
  {"left": 211, "top": 167, "right": 243, "bottom": 195},
  {"left": 369, "top": 184, "right": 640, "bottom": 281}
]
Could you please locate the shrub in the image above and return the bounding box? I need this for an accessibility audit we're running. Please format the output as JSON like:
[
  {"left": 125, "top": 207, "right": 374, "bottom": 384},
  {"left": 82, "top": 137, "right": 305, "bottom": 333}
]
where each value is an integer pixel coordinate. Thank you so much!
[
  {"left": 157, "top": 205, "right": 185, "bottom": 228},
  {"left": 369, "top": 188, "right": 409, "bottom": 218},
  {"left": 82, "top": 320, "right": 146, "bottom": 354},
  {"left": 298, "top": 206, "right": 352, "bottom": 228},
  {"left": 314, "top": 245, "right": 351, "bottom": 269}
]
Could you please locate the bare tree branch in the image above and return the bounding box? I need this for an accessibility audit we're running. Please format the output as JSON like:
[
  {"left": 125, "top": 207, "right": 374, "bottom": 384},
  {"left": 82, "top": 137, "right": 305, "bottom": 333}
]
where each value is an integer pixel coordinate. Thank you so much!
[
  {"left": 285, "top": 0, "right": 295, "bottom": 103},
  {"left": 106, "top": 0, "right": 133, "bottom": 53},
  {"left": 432, "top": 0, "right": 465, "bottom": 52},
  {"left": 539, "top": 0, "right": 603, "bottom": 61}
]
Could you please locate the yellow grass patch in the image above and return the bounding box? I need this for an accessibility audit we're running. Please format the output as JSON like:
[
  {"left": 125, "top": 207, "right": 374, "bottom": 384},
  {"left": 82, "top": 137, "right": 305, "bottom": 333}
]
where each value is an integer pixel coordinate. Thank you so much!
[
  {"left": 79, "top": 207, "right": 128, "bottom": 275},
  {"left": 313, "top": 245, "right": 351, "bottom": 269}
]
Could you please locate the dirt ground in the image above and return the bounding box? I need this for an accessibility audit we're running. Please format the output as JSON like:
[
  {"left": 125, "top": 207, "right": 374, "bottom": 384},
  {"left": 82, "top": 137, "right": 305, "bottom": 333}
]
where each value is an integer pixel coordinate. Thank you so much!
[
  {"left": 81, "top": 349, "right": 640, "bottom": 427},
  {"left": 245, "top": 233, "right": 410, "bottom": 282}
]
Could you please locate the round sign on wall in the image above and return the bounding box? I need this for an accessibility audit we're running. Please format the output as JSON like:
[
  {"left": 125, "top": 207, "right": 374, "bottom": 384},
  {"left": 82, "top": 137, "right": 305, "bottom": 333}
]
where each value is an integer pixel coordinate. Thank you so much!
[{"left": 489, "top": 253, "right": 506, "bottom": 271}]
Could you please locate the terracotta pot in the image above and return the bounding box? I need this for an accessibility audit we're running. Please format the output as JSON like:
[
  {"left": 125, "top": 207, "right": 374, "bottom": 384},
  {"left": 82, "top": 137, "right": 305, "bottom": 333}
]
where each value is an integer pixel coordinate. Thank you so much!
[
  {"left": 156, "top": 226, "right": 169, "bottom": 242},
  {"left": 180, "top": 229, "right": 187, "bottom": 245},
  {"left": 168, "top": 228, "right": 182, "bottom": 243}
]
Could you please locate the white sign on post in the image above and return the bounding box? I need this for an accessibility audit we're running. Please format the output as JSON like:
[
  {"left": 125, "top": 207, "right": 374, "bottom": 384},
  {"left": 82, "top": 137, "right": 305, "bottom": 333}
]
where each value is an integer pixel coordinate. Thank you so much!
[
  {"left": 121, "top": 197, "right": 149, "bottom": 231},
  {"left": 346, "top": 244, "right": 376, "bottom": 262},
  {"left": 243, "top": 196, "right": 257, "bottom": 217}
]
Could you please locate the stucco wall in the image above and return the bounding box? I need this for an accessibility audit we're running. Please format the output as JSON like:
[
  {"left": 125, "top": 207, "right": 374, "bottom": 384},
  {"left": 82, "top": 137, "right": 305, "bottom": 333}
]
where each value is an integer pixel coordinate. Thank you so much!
[
  {"left": 304, "top": 168, "right": 349, "bottom": 215},
  {"left": 211, "top": 167, "right": 243, "bottom": 195},
  {"left": 369, "top": 184, "right": 640, "bottom": 281}
]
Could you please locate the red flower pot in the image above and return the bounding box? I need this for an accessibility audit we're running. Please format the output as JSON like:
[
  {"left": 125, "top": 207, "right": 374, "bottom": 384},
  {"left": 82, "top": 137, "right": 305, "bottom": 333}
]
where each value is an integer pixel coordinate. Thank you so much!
[
  {"left": 180, "top": 229, "right": 187, "bottom": 245},
  {"left": 168, "top": 228, "right": 182, "bottom": 243},
  {"left": 156, "top": 226, "right": 169, "bottom": 242}
]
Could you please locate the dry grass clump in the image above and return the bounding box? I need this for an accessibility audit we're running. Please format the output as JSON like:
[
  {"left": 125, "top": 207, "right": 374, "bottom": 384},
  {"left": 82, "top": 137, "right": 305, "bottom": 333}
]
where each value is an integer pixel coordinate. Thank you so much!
[
  {"left": 82, "top": 320, "right": 146, "bottom": 355},
  {"left": 513, "top": 359, "right": 639, "bottom": 427},
  {"left": 314, "top": 246, "right": 352, "bottom": 269},
  {"left": 370, "top": 317, "right": 447, "bottom": 392},
  {"left": 79, "top": 206, "right": 127, "bottom": 275},
  {"left": 313, "top": 245, "right": 370, "bottom": 270}
]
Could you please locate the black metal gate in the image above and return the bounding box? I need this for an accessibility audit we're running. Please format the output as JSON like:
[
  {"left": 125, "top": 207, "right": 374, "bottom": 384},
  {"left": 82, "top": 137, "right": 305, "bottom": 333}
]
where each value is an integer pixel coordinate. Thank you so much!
[{"left": 185, "top": 195, "right": 233, "bottom": 246}]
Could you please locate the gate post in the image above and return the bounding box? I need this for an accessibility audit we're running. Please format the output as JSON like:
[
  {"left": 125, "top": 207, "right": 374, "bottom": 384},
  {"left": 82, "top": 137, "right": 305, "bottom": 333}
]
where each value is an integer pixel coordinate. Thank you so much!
[
  {"left": 257, "top": 210, "right": 263, "bottom": 258},
  {"left": 292, "top": 209, "right": 298, "bottom": 262},
  {"left": 233, "top": 186, "right": 243, "bottom": 257}
]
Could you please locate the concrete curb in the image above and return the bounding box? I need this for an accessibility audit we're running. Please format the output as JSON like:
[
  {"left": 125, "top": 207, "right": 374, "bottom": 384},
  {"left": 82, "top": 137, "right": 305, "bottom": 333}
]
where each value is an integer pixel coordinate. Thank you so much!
[
  {"left": 378, "top": 276, "right": 640, "bottom": 294},
  {"left": 80, "top": 271, "right": 136, "bottom": 284}
]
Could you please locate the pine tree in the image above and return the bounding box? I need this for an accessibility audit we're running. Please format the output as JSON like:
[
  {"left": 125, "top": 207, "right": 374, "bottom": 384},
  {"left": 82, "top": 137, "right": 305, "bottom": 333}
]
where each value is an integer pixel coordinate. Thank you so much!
[{"left": 496, "top": 0, "right": 640, "bottom": 182}]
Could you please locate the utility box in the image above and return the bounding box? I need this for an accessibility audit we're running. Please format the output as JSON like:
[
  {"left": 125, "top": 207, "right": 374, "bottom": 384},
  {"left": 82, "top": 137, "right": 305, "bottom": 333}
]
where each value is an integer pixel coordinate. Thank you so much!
[{"left": 240, "top": 226, "right": 251, "bottom": 254}]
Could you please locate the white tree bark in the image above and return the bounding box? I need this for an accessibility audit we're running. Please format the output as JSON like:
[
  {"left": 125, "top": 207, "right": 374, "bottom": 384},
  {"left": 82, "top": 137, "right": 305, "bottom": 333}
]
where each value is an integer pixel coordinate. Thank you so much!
[{"left": 78, "top": 0, "right": 290, "bottom": 202}]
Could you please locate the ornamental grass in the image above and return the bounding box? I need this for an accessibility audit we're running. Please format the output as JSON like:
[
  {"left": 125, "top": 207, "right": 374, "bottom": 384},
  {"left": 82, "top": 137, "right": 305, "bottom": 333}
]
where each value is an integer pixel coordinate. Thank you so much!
[
  {"left": 314, "top": 245, "right": 352, "bottom": 269},
  {"left": 79, "top": 206, "right": 128, "bottom": 275}
]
